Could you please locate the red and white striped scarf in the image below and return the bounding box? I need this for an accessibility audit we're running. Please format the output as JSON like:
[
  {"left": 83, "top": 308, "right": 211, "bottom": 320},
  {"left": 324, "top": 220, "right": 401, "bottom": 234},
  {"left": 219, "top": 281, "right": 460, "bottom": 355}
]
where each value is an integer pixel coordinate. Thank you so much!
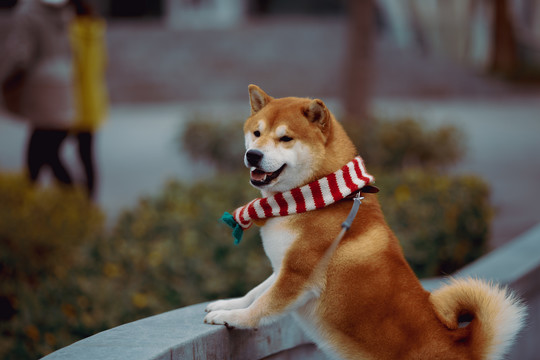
[{"left": 227, "top": 156, "right": 374, "bottom": 233}]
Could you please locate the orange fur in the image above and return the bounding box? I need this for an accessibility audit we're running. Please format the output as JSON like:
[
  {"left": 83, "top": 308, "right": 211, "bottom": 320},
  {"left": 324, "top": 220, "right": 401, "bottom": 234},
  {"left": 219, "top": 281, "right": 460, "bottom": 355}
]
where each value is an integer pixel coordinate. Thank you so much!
[{"left": 204, "top": 85, "right": 526, "bottom": 360}]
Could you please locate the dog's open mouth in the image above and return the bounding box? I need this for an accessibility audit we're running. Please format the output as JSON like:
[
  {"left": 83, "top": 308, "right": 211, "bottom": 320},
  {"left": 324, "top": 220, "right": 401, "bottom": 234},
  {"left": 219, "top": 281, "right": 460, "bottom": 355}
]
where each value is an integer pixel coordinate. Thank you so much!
[{"left": 250, "top": 164, "right": 286, "bottom": 186}]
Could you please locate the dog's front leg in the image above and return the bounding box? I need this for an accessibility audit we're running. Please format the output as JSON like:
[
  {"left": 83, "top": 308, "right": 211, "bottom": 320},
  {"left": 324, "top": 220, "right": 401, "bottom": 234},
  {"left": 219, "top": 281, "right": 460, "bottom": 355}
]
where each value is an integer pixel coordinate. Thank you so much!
[
  {"left": 205, "top": 273, "right": 276, "bottom": 313},
  {"left": 203, "top": 251, "right": 316, "bottom": 329}
]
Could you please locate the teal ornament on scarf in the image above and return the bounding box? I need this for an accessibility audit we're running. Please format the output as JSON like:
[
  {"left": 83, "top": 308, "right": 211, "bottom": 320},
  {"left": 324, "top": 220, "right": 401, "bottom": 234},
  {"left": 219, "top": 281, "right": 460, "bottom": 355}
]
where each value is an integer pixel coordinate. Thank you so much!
[{"left": 220, "top": 212, "right": 244, "bottom": 245}]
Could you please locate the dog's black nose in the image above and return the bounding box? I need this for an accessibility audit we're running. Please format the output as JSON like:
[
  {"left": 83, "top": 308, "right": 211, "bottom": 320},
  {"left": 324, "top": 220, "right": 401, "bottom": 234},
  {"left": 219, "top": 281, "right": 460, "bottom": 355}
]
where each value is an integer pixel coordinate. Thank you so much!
[{"left": 246, "top": 149, "right": 264, "bottom": 167}]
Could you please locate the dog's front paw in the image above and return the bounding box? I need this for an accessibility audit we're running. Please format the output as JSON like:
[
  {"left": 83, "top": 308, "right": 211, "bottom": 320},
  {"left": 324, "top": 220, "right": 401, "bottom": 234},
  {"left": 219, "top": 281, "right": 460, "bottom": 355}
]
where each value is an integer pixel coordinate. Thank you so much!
[
  {"left": 203, "top": 309, "right": 256, "bottom": 329},
  {"left": 205, "top": 298, "right": 248, "bottom": 313}
]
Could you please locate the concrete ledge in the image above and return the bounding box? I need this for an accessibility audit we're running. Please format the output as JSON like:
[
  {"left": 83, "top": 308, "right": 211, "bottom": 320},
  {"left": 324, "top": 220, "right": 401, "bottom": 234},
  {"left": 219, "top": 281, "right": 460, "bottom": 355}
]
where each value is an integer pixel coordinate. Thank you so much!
[
  {"left": 41, "top": 302, "right": 319, "bottom": 360},
  {"left": 42, "top": 224, "right": 540, "bottom": 360}
]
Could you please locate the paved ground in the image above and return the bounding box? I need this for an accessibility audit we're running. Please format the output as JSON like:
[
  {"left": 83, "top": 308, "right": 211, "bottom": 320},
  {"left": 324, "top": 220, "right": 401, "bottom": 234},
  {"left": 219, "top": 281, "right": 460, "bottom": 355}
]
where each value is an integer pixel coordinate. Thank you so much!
[
  {"left": 0, "top": 17, "right": 539, "bottom": 249},
  {"left": 102, "top": 17, "right": 538, "bottom": 103}
]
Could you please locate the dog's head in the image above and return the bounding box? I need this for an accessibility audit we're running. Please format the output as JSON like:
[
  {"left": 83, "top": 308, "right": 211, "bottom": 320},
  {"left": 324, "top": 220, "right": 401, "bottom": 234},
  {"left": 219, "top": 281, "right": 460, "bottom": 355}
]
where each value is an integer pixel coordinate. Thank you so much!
[{"left": 243, "top": 85, "right": 356, "bottom": 195}]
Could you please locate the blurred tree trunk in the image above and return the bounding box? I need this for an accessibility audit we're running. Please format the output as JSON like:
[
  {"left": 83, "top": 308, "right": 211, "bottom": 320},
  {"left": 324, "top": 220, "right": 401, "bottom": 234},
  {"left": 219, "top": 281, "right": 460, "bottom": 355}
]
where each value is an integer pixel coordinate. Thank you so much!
[
  {"left": 342, "top": 0, "right": 376, "bottom": 125},
  {"left": 489, "top": 0, "right": 518, "bottom": 76},
  {"left": 406, "top": 0, "right": 429, "bottom": 56}
]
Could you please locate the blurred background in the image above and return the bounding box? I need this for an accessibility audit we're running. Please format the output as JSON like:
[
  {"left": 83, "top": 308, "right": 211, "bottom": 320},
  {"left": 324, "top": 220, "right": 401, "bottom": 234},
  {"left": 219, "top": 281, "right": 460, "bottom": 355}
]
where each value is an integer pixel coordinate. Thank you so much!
[{"left": 0, "top": 0, "right": 539, "bottom": 358}]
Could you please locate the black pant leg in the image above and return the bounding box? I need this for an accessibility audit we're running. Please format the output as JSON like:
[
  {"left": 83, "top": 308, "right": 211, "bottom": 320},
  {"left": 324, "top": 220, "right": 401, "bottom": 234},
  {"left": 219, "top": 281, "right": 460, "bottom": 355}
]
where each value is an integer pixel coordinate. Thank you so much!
[
  {"left": 26, "top": 129, "right": 47, "bottom": 182},
  {"left": 47, "top": 130, "right": 73, "bottom": 186},
  {"left": 76, "top": 131, "right": 95, "bottom": 198},
  {"left": 27, "top": 128, "right": 73, "bottom": 186}
]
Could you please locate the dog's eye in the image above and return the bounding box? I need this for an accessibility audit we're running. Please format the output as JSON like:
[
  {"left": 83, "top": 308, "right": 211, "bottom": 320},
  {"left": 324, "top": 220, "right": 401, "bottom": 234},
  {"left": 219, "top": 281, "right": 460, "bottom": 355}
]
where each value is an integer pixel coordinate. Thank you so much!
[
  {"left": 254, "top": 130, "right": 261, "bottom": 137},
  {"left": 280, "top": 136, "right": 293, "bottom": 142}
]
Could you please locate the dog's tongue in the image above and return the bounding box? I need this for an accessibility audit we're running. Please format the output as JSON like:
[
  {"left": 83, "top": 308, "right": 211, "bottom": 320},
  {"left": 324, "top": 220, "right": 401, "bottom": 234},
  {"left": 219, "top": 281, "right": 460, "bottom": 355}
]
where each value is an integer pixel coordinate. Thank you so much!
[{"left": 251, "top": 169, "right": 268, "bottom": 181}]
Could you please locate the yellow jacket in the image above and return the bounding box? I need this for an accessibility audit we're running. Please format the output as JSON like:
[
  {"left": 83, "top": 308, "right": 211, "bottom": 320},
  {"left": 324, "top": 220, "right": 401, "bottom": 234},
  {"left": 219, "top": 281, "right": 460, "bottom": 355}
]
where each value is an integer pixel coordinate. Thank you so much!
[{"left": 70, "top": 16, "right": 108, "bottom": 132}]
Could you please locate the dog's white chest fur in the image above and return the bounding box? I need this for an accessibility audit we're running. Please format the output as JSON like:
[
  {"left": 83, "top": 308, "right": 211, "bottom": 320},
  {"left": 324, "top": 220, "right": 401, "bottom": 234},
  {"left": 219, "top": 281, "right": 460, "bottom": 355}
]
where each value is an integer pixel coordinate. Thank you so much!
[{"left": 260, "top": 217, "right": 297, "bottom": 270}]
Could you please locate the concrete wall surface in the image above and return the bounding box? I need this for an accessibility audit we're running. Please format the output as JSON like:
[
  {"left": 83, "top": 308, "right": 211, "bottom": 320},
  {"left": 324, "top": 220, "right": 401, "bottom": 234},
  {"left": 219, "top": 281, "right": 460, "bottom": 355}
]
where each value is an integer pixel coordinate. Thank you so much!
[
  {"left": 40, "top": 302, "right": 321, "bottom": 360},
  {"left": 42, "top": 224, "right": 540, "bottom": 360}
]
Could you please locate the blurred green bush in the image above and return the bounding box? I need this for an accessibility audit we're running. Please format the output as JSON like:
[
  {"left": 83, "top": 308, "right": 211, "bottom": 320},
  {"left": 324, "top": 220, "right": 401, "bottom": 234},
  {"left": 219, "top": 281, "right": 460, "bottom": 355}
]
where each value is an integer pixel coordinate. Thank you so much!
[
  {"left": 0, "top": 115, "right": 491, "bottom": 359},
  {"left": 0, "top": 174, "right": 104, "bottom": 280},
  {"left": 344, "top": 117, "right": 465, "bottom": 171},
  {"left": 376, "top": 171, "right": 490, "bottom": 276},
  {"left": 180, "top": 115, "right": 466, "bottom": 173},
  {"left": 0, "top": 173, "right": 269, "bottom": 360},
  {"left": 180, "top": 114, "right": 245, "bottom": 172},
  {"left": 107, "top": 176, "right": 269, "bottom": 308},
  {"left": 0, "top": 174, "right": 105, "bottom": 359}
]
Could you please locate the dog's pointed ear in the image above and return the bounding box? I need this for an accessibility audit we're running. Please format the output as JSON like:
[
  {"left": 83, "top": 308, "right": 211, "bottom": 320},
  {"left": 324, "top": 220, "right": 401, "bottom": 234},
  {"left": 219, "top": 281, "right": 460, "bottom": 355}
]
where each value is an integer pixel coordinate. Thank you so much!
[
  {"left": 304, "top": 99, "right": 330, "bottom": 132},
  {"left": 249, "top": 84, "right": 273, "bottom": 115}
]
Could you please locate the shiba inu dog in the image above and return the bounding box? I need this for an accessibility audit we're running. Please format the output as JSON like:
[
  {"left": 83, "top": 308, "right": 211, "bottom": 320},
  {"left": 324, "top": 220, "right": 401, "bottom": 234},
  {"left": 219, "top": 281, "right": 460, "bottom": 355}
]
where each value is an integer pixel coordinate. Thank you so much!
[{"left": 204, "top": 85, "right": 526, "bottom": 360}]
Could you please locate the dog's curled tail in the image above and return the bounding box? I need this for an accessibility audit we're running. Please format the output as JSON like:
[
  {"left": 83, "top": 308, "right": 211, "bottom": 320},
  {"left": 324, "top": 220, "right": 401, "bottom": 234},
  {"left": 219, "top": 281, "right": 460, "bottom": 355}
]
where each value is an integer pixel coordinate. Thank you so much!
[{"left": 429, "top": 277, "right": 527, "bottom": 360}]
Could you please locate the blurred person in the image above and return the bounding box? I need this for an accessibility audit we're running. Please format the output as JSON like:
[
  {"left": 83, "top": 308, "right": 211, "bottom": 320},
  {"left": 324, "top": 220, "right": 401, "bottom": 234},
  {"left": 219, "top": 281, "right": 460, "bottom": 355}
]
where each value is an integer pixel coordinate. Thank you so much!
[
  {"left": 69, "top": 0, "right": 108, "bottom": 200},
  {"left": 0, "top": 0, "right": 75, "bottom": 186}
]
